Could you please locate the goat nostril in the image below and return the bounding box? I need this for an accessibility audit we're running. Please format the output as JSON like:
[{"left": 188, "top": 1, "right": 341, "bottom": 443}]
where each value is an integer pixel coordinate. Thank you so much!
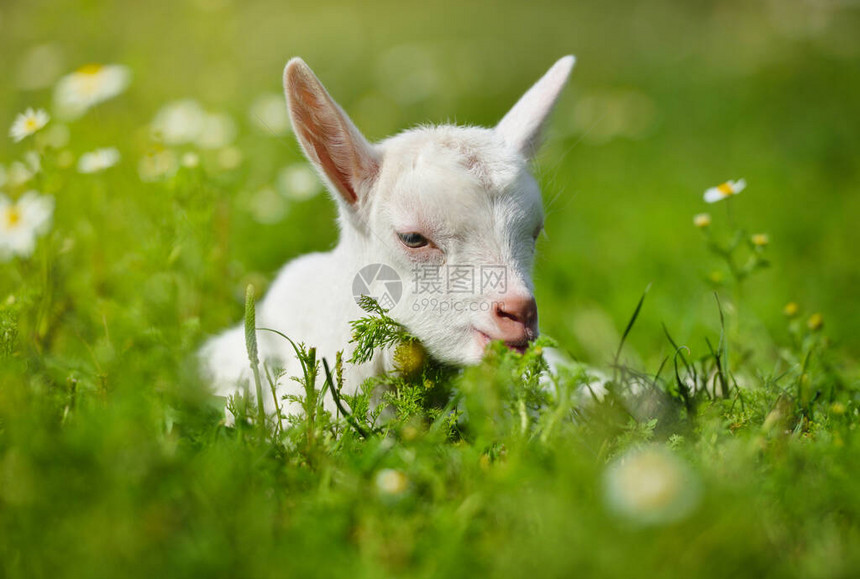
[
  {"left": 495, "top": 305, "right": 516, "bottom": 322},
  {"left": 494, "top": 296, "right": 538, "bottom": 328}
]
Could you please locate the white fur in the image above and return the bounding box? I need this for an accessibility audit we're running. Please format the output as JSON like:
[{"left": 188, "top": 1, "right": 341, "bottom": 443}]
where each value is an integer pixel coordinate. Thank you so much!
[{"left": 199, "top": 56, "right": 575, "bottom": 419}]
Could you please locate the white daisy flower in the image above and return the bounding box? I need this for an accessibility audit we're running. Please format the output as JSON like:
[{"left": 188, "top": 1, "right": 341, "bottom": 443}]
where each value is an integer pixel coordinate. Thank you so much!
[
  {"left": 150, "top": 99, "right": 206, "bottom": 145},
  {"left": 24, "top": 151, "right": 41, "bottom": 174},
  {"left": 249, "top": 93, "right": 290, "bottom": 135},
  {"left": 138, "top": 149, "right": 178, "bottom": 182},
  {"left": 16, "top": 44, "right": 65, "bottom": 91},
  {"left": 374, "top": 468, "right": 409, "bottom": 497},
  {"left": 604, "top": 445, "right": 701, "bottom": 526},
  {"left": 54, "top": 64, "right": 131, "bottom": 120},
  {"left": 277, "top": 164, "right": 322, "bottom": 201},
  {"left": 78, "top": 148, "right": 121, "bottom": 174},
  {"left": 248, "top": 186, "right": 288, "bottom": 224},
  {"left": 151, "top": 101, "right": 237, "bottom": 150},
  {"left": 0, "top": 191, "right": 54, "bottom": 260},
  {"left": 196, "top": 112, "right": 237, "bottom": 149},
  {"left": 703, "top": 178, "right": 746, "bottom": 203},
  {"left": 9, "top": 108, "right": 50, "bottom": 143},
  {"left": 181, "top": 151, "right": 200, "bottom": 168},
  {"left": 7, "top": 162, "right": 34, "bottom": 187}
]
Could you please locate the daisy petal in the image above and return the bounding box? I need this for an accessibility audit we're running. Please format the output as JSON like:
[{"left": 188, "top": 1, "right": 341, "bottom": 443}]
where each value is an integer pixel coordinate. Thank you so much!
[{"left": 703, "top": 187, "right": 726, "bottom": 203}]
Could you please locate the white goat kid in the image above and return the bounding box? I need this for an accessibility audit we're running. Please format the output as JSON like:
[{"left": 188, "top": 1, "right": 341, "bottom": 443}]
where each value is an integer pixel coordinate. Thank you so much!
[{"left": 199, "top": 55, "right": 575, "bottom": 418}]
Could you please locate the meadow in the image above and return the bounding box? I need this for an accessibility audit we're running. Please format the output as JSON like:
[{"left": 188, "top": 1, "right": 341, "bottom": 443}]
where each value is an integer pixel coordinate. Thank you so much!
[{"left": 1, "top": 0, "right": 860, "bottom": 577}]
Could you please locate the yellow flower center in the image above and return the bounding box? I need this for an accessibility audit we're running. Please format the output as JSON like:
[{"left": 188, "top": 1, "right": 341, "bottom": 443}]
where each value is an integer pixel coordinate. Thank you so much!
[
  {"left": 77, "top": 63, "right": 104, "bottom": 76},
  {"left": 24, "top": 118, "right": 39, "bottom": 130},
  {"left": 5, "top": 206, "right": 21, "bottom": 228},
  {"left": 717, "top": 182, "right": 734, "bottom": 196},
  {"left": 751, "top": 233, "right": 769, "bottom": 246}
]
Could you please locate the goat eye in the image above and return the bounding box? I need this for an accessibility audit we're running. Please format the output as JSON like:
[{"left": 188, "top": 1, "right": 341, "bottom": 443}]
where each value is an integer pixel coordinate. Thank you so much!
[{"left": 397, "top": 232, "right": 429, "bottom": 249}]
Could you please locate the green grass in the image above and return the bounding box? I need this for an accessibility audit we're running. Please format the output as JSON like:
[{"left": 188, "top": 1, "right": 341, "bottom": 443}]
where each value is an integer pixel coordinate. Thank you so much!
[{"left": 2, "top": 0, "right": 860, "bottom": 577}]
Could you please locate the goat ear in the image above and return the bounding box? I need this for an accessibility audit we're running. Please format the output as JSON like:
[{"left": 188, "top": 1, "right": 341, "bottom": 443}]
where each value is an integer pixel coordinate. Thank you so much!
[
  {"left": 284, "top": 58, "right": 379, "bottom": 206},
  {"left": 495, "top": 55, "right": 575, "bottom": 159}
]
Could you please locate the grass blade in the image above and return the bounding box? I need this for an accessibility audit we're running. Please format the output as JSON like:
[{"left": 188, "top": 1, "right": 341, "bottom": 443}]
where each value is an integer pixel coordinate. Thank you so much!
[
  {"left": 244, "top": 284, "right": 267, "bottom": 434},
  {"left": 613, "top": 284, "right": 651, "bottom": 380}
]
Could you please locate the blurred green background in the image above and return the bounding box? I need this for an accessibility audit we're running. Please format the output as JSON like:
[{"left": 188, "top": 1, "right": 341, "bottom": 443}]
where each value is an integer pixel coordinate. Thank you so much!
[{"left": 2, "top": 0, "right": 859, "bottom": 364}]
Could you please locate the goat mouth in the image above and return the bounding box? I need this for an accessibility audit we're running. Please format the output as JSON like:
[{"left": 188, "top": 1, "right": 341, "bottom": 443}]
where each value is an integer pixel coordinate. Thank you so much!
[
  {"left": 473, "top": 329, "right": 532, "bottom": 355},
  {"left": 504, "top": 340, "right": 530, "bottom": 354}
]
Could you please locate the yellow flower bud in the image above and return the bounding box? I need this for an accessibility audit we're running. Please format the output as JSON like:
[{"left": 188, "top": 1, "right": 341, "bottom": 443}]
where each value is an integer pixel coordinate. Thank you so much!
[
  {"left": 693, "top": 213, "right": 711, "bottom": 228},
  {"left": 394, "top": 340, "right": 426, "bottom": 377},
  {"left": 751, "top": 233, "right": 769, "bottom": 247},
  {"left": 783, "top": 302, "right": 799, "bottom": 317},
  {"left": 807, "top": 313, "right": 823, "bottom": 331}
]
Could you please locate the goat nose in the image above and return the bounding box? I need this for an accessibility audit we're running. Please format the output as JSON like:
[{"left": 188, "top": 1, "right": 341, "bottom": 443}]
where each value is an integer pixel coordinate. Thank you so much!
[{"left": 493, "top": 295, "right": 538, "bottom": 335}]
